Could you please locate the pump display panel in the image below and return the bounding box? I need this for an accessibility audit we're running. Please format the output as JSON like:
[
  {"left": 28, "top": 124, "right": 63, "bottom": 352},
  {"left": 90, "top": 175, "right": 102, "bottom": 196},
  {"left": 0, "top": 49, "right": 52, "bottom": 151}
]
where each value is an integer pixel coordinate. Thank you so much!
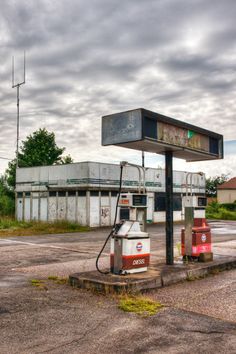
[
  {"left": 132, "top": 194, "right": 147, "bottom": 206},
  {"left": 119, "top": 194, "right": 147, "bottom": 208},
  {"left": 197, "top": 197, "right": 207, "bottom": 207}
]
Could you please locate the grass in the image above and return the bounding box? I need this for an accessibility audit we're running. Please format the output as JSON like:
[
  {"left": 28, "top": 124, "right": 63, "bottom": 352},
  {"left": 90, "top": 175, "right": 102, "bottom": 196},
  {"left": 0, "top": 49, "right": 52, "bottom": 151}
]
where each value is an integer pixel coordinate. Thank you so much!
[
  {"left": 48, "top": 275, "right": 68, "bottom": 284},
  {"left": 118, "top": 295, "right": 163, "bottom": 317},
  {"left": 30, "top": 279, "right": 47, "bottom": 290},
  {"left": 175, "top": 242, "right": 181, "bottom": 256},
  {"left": 0, "top": 217, "right": 89, "bottom": 237},
  {"left": 30, "top": 276, "right": 68, "bottom": 290}
]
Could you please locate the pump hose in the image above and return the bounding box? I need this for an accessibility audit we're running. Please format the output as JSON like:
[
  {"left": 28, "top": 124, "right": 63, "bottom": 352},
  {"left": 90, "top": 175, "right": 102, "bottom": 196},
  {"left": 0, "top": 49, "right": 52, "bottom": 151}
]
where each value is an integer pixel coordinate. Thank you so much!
[{"left": 95, "top": 165, "right": 123, "bottom": 274}]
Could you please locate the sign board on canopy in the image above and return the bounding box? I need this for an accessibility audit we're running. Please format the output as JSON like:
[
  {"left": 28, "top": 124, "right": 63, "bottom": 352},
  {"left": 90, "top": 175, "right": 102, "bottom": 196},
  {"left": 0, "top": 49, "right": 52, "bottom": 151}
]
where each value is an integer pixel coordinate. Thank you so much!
[{"left": 102, "top": 108, "right": 223, "bottom": 162}]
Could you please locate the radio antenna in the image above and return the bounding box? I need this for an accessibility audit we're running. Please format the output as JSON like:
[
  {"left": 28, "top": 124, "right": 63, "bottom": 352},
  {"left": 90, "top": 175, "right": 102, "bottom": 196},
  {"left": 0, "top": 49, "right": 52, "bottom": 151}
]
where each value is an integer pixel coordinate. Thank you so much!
[{"left": 12, "top": 51, "right": 26, "bottom": 168}]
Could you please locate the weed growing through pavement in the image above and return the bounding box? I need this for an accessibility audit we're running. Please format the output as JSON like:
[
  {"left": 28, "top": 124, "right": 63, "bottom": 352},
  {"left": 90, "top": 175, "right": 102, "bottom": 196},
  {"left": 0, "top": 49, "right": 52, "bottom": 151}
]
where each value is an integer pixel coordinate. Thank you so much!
[
  {"left": 118, "top": 295, "right": 163, "bottom": 317},
  {"left": 176, "top": 242, "right": 181, "bottom": 256},
  {"left": 48, "top": 275, "right": 68, "bottom": 284},
  {"left": 30, "top": 279, "right": 47, "bottom": 290}
]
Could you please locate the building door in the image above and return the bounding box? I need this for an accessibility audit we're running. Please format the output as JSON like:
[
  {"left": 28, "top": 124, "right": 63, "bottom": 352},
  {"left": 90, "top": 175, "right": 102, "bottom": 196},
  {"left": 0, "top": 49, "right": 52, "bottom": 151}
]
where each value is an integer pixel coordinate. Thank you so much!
[{"left": 17, "top": 194, "right": 23, "bottom": 221}]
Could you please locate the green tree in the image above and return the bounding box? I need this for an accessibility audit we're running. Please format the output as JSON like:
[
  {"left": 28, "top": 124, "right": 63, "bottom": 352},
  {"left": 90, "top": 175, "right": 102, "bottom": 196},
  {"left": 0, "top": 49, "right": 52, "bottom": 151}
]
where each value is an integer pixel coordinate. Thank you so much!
[
  {"left": 0, "top": 175, "right": 15, "bottom": 216},
  {"left": 57, "top": 154, "right": 73, "bottom": 164},
  {"left": 6, "top": 128, "right": 73, "bottom": 188},
  {"left": 205, "top": 174, "right": 229, "bottom": 198}
]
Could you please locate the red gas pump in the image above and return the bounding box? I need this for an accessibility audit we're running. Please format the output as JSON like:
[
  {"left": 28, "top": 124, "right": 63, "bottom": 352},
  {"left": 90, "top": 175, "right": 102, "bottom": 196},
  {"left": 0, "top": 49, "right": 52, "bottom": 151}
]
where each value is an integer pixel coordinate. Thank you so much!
[
  {"left": 181, "top": 217, "right": 212, "bottom": 259},
  {"left": 181, "top": 176, "right": 213, "bottom": 262}
]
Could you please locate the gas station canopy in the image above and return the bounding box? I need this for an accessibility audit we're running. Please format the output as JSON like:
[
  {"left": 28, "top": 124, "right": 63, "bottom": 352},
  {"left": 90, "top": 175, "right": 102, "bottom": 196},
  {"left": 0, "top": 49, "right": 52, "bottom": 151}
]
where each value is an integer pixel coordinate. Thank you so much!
[{"left": 102, "top": 108, "right": 224, "bottom": 162}]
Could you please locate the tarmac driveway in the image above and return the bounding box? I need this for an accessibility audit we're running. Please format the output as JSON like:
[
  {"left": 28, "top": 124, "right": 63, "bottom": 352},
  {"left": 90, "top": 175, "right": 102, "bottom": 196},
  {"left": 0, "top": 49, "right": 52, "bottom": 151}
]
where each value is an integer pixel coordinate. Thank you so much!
[{"left": 0, "top": 220, "right": 235, "bottom": 353}]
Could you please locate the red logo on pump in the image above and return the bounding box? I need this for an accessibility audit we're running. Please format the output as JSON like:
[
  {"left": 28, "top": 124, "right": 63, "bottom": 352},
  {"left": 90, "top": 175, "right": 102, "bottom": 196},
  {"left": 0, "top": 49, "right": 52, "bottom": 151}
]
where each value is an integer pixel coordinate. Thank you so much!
[{"left": 136, "top": 242, "right": 143, "bottom": 252}]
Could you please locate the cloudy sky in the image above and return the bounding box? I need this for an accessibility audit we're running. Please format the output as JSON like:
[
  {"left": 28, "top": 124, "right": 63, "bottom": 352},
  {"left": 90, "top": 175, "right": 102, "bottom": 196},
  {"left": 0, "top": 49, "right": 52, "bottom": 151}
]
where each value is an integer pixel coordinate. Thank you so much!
[{"left": 0, "top": 0, "right": 235, "bottom": 178}]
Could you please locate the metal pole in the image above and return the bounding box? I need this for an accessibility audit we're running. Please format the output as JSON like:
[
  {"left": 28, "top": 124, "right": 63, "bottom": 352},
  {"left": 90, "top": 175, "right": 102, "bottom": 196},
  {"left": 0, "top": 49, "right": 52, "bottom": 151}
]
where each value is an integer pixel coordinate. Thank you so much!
[
  {"left": 142, "top": 151, "right": 144, "bottom": 167},
  {"left": 165, "top": 151, "right": 174, "bottom": 265},
  {"left": 12, "top": 52, "right": 26, "bottom": 169},
  {"left": 16, "top": 85, "right": 20, "bottom": 168}
]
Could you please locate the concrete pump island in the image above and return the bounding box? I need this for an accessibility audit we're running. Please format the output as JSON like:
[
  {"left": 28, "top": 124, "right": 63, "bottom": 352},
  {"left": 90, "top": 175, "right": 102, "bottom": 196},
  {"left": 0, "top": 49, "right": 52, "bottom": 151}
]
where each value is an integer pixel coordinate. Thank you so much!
[{"left": 68, "top": 108, "right": 235, "bottom": 294}]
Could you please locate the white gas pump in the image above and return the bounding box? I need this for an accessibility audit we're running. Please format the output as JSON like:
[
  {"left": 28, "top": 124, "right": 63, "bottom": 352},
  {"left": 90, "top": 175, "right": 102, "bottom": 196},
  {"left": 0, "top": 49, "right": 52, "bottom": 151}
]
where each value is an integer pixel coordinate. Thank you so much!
[
  {"left": 96, "top": 162, "right": 150, "bottom": 275},
  {"left": 110, "top": 193, "right": 150, "bottom": 274}
]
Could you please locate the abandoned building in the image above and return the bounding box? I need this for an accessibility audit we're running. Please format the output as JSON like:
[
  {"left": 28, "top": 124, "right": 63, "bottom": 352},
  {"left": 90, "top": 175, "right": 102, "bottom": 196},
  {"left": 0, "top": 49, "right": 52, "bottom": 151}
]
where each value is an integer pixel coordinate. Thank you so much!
[{"left": 15, "top": 162, "right": 205, "bottom": 227}]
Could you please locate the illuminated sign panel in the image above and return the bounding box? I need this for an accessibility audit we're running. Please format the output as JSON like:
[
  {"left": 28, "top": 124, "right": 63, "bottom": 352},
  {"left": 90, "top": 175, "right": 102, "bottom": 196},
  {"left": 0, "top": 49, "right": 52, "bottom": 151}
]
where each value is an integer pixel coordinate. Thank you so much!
[{"left": 102, "top": 108, "right": 223, "bottom": 162}]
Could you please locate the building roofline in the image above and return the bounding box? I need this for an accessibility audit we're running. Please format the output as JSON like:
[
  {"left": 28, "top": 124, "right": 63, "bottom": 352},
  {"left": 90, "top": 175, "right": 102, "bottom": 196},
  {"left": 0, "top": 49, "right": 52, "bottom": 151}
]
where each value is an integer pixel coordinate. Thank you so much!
[{"left": 15, "top": 161, "right": 205, "bottom": 176}]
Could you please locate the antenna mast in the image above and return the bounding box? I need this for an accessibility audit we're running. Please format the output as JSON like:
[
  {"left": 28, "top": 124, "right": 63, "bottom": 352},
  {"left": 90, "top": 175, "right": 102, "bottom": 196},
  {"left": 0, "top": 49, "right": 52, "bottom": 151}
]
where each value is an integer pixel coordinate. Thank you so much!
[{"left": 12, "top": 51, "right": 26, "bottom": 168}]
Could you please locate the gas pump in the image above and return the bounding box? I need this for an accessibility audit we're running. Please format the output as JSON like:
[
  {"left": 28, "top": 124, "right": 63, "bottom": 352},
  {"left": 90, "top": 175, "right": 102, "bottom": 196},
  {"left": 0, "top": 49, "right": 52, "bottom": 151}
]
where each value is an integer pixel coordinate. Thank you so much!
[
  {"left": 181, "top": 173, "right": 212, "bottom": 261},
  {"left": 96, "top": 162, "right": 150, "bottom": 275},
  {"left": 110, "top": 193, "right": 150, "bottom": 274}
]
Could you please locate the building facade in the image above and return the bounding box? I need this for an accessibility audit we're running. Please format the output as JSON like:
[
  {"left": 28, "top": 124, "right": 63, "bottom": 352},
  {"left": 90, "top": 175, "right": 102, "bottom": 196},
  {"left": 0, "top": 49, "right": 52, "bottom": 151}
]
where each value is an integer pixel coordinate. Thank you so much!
[
  {"left": 15, "top": 162, "right": 205, "bottom": 227},
  {"left": 217, "top": 177, "right": 236, "bottom": 203}
]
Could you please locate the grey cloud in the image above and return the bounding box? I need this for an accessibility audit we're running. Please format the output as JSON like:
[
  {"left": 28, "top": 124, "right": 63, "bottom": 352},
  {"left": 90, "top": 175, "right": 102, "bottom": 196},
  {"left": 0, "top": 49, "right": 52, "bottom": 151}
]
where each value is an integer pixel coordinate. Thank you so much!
[{"left": 0, "top": 0, "right": 236, "bottom": 176}]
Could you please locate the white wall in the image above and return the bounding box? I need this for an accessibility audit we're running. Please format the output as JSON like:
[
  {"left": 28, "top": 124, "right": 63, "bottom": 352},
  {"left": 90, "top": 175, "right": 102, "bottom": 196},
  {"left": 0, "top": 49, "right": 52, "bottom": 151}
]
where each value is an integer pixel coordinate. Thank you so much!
[
  {"left": 67, "top": 196, "right": 76, "bottom": 221},
  {"left": 77, "top": 196, "right": 87, "bottom": 225}
]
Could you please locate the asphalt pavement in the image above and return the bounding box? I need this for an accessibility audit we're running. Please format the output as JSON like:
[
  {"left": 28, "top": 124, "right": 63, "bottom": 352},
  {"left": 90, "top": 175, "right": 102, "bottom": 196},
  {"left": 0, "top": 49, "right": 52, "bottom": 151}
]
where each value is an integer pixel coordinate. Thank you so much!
[{"left": 0, "top": 220, "right": 235, "bottom": 353}]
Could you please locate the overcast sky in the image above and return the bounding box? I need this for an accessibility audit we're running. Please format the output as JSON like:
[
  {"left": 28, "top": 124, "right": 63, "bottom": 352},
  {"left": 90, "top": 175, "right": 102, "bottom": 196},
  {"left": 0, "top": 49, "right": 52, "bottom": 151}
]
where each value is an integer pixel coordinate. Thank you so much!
[{"left": 0, "top": 0, "right": 235, "bottom": 178}]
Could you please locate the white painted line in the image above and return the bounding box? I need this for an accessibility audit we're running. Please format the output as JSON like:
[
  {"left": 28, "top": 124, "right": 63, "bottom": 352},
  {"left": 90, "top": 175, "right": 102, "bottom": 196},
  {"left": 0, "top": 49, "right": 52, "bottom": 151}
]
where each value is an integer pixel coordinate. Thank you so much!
[{"left": 0, "top": 239, "right": 107, "bottom": 255}]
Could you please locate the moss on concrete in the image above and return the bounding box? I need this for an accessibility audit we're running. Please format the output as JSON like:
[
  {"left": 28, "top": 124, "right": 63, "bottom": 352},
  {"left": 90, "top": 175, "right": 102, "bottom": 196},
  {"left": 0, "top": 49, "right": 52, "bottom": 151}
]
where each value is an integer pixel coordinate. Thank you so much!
[{"left": 118, "top": 295, "right": 163, "bottom": 316}]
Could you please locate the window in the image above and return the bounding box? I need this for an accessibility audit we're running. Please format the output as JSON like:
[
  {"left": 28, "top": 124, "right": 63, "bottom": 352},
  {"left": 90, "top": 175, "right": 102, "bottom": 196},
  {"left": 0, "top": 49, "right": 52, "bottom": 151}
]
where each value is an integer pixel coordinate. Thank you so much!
[
  {"left": 68, "top": 190, "right": 76, "bottom": 197},
  {"left": 111, "top": 191, "right": 117, "bottom": 197},
  {"left": 58, "top": 191, "right": 66, "bottom": 197},
  {"left": 25, "top": 192, "right": 31, "bottom": 197},
  {"left": 17, "top": 192, "right": 23, "bottom": 198},
  {"left": 154, "top": 193, "right": 166, "bottom": 211},
  {"left": 78, "top": 191, "right": 86, "bottom": 197},
  {"left": 173, "top": 195, "right": 182, "bottom": 211},
  {"left": 49, "top": 191, "right": 57, "bottom": 197},
  {"left": 101, "top": 191, "right": 109, "bottom": 196},
  {"left": 90, "top": 191, "right": 99, "bottom": 196},
  {"left": 154, "top": 193, "right": 182, "bottom": 211}
]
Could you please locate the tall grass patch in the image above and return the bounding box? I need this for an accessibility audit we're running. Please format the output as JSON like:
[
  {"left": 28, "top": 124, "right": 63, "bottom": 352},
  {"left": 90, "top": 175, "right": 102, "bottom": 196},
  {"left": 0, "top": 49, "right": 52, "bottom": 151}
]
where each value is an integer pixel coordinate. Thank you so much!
[{"left": 0, "top": 218, "right": 89, "bottom": 236}]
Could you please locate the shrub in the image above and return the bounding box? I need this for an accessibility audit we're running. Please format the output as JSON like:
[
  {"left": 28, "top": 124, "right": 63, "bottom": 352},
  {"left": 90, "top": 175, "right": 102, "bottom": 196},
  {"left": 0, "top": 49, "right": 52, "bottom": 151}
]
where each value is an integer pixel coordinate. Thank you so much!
[
  {"left": 221, "top": 202, "right": 236, "bottom": 211},
  {"left": 0, "top": 195, "right": 15, "bottom": 216}
]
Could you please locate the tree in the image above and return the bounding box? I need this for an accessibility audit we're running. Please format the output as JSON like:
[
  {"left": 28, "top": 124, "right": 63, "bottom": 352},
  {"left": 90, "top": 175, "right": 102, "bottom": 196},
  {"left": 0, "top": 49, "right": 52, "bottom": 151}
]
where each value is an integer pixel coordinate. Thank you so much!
[
  {"left": 6, "top": 128, "right": 73, "bottom": 188},
  {"left": 57, "top": 155, "right": 73, "bottom": 164},
  {"left": 205, "top": 174, "right": 229, "bottom": 198},
  {"left": 0, "top": 175, "right": 15, "bottom": 216}
]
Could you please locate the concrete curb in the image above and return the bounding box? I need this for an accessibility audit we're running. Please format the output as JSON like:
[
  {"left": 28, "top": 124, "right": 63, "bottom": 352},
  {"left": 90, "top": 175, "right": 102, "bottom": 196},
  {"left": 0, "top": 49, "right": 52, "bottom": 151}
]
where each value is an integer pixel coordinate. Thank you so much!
[{"left": 69, "top": 257, "right": 236, "bottom": 294}]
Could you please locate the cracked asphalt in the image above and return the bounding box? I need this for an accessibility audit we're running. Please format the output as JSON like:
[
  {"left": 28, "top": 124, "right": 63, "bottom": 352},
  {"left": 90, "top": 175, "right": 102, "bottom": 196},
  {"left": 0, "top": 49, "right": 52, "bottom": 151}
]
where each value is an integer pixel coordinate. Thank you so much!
[{"left": 0, "top": 221, "right": 236, "bottom": 353}]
